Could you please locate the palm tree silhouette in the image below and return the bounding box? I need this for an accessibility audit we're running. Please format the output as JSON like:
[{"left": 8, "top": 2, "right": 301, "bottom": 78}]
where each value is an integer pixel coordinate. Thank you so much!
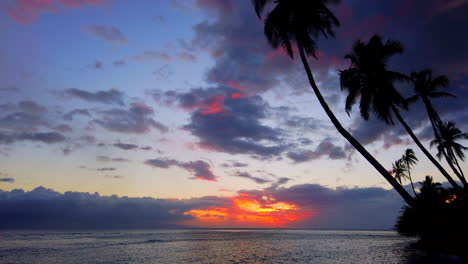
[
  {"left": 392, "top": 159, "right": 408, "bottom": 185},
  {"left": 407, "top": 70, "right": 466, "bottom": 187},
  {"left": 339, "top": 35, "right": 459, "bottom": 189},
  {"left": 401, "top": 148, "right": 418, "bottom": 195},
  {"left": 252, "top": 1, "right": 414, "bottom": 205},
  {"left": 431, "top": 122, "right": 468, "bottom": 186}
]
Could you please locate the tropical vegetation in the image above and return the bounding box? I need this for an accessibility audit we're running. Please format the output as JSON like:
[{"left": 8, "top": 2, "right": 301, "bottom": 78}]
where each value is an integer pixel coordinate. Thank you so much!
[{"left": 252, "top": 0, "right": 467, "bottom": 257}]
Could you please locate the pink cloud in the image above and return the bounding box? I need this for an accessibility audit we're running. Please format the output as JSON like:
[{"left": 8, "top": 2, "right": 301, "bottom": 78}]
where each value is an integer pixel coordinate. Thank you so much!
[{"left": 4, "top": 0, "right": 104, "bottom": 24}]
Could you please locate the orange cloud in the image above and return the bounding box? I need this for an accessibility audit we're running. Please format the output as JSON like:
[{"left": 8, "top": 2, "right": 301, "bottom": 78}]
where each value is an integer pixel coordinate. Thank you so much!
[
  {"left": 182, "top": 193, "right": 313, "bottom": 228},
  {"left": 4, "top": 0, "right": 105, "bottom": 24}
]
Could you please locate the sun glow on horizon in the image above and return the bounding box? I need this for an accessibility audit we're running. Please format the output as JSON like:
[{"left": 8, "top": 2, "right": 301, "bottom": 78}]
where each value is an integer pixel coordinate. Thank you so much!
[{"left": 182, "top": 193, "right": 313, "bottom": 228}]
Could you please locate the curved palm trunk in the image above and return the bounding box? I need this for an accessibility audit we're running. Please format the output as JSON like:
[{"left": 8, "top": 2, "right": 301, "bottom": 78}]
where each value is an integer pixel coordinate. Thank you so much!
[
  {"left": 391, "top": 105, "right": 459, "bottom": 188},
  {"left": 296, "top": 40, "right": 415, "bottom": 206},
  {"left": 422, "top": 97, "right": 467, "bottom": 187},
  {"left": 406, "top": 161, "right": 417, "bottom": 196},
  {"left": 453, "top": 156, "right": 466, "bottom": 183}
]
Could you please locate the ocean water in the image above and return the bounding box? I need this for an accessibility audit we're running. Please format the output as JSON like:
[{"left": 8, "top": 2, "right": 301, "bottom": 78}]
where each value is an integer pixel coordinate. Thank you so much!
[{"left": 0, "top": 229, "right": 462, "bottom": 264}]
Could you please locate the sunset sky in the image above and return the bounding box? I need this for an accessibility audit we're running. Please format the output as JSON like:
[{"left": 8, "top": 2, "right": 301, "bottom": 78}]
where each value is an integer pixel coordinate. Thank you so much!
[{"left": 0, "top": 0, "right": 467, "bottom": 229}]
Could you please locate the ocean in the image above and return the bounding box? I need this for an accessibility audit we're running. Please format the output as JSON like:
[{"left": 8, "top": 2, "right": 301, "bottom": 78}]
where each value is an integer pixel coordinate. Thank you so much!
[{"left": 0, "top": 229, "right": 462, "bottom": 264}]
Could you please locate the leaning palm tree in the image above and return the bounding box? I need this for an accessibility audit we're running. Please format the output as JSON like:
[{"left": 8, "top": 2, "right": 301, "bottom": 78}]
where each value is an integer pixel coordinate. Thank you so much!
[
  {"left": 339, "top": 35, "right": 459, "bottom": 189},
  {"left": 401, "top": 149, "right": 418, "bottom": 195},
  {"left": 253, "top": 1, "right": 414, "bottom": 205},
  {"left": 431, "top": 122, "right": 468, "bottom": 186},
  {"left": 393, "top": 159, "right": 408, "bottom": 185},
  {"left": 407, "top": 70, "right": 465, "bottom": 186}
]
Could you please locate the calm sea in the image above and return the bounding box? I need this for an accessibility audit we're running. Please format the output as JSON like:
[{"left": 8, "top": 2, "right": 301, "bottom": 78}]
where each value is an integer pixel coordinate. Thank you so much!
[{"left": 0, "top": 229, "right": 462, "bottom": 264}]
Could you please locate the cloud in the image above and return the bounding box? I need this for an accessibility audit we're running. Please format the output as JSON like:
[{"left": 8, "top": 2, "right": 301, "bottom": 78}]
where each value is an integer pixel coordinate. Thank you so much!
[
  {"left": 287, "top": 139, "right": 347, "bottom": 163},
  {"left": 182, "top": 88, "right": 289, "bottom": 158},
  {"left": 62, "top": 109, "right": 91, "bottom": 121},
  {"left": 96, "top": 156, "right": 130, "bottom": 162},
  {"left": 188, "top": 0, "right": 468, "bottom": 153},
  {"left": 231, "top": 171, "right": 271, "bottom": 184},
  {"left": 104, "top": 175, "right": 124, "bottom": 179},
  {"left": 0, "top": 101, "right": 49, "bottom": 133},
  {"left": 4, "top": 0, "right": 105, "bottom": 24},
  {"left": 221, "top": 161, "right": 248, "bottom": 168},
  {"left": 96, "top": 167, "right": 116, "bottom": 172},
  {"left": 239, "top": 183, "right": 405, "bottom": 230},
  {"left": 113, "top": 142, "right": 139, "bottom": 150},
  {"left": 94, "top": 103, "right": 168, "bottom": 134},
  {"left": 113, "top": 59, "right": 126, "bottom": 67},
  {"left": 0, "top": 183, "right": 410, "bottom": 229},
  {"left": 0, "top": 131, "right": 66, "bottom": 145},
  {"left": 65, "top": 88, "right": 124, "bottom": 105},
  {"left": 0, "top": 186, "right": 229, "bottom": 229},
  {"left": 87, "top": 25, "right": 128, "bottom": 44},
  {"left": 177, "top": 52, "right": 197, "bottom": 63},
  {"left": 145, "top": 158, "right": 218, "bottom": 181},
  {"left": 0, "top": 178, "right": 14, "bottom": 183},
  {"left": 132, "top": 51, "right": 171, "bottom": 62}
]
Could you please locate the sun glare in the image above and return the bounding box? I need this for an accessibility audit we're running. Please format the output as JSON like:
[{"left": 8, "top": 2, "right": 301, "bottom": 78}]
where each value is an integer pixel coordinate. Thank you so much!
[{"left": 183, "top": 194, "right": 312, "bottom": 228}]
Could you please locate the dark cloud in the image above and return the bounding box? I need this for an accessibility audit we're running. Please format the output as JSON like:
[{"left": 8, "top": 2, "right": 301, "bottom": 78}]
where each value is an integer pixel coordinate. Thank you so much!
[
  {"left": 221, "top": 161, "right": 249, "bottom": 168},
  {"left": 287, "top": 139, "right": 347, "bottom": 163},
  {"left": 0, "top": 187, "right": 230, "bottom": 230},
  {"left": 0, "top": 178, "right": 14, "bottom": 183},
  {"left": 182, "top": 88, "right": 289, "bottom": 158},
  {"left": 87, "top": 25, "right": 128, "bottom": 44},
  {"left": 0, "top": 101, "right": 49, "bottom": 133},
  {"left": 145, "top": 158, "right": 218, "bottom": 181},
  {"left": 65, "top": 88, "right": 124, "bottom": 105},
  {"left": 0, "top": 132, "right": 66, "bottom": 145},
  {"left": 113, "top": 142, "right": 139, "bottom": 150},
  {"left": 231, "top": 171, "right": 271, "bottom": 184},
  {"left": 53, "top": 124, "right": 73, "bottom": 133},
  {"left": 95, "top": 103, "right": 168, "bottom": 134},
  {"left": 63, "top": 109, "right": 91, "bottom": 121},
  {"left": 241, "top": 183, "right": 405, "bottom": 230},
  {"left": 140, "top": 146, "right": 152, "bottom": 150},
  {"left": 0, "top": 183, "right": 415, "bottom": 230},
  {"left": 189, "top": 0, "right": 468, "bottom": 152}
]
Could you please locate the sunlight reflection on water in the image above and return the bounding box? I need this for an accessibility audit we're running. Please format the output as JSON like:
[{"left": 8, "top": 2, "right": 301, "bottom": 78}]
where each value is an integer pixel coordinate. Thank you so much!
[{"left": 0, "top": 230, "right": 462, "bottom": 263}]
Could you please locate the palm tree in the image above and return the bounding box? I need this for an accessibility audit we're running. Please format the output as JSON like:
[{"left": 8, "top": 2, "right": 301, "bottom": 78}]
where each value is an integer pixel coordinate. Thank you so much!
[
  {"left": 419, "top": 175, "right": 444, "bottom": 199},
  {"left": 253, "top": 1, "right": 415, "bottom": 205},
  {"left": 407, "top": 70, "right": 466, "bottom": 186},
  {"left": 401, "top": 148, "right": 418, "bottom": 195},
  {"left": 392, "top": 159, "right": 408, "bottom": 185},
  {"left": 431, "top": 122, "right": 468, "bottom": 186},
  {"left": 339, "top": 35, "right": 459, "bottom": 189}
]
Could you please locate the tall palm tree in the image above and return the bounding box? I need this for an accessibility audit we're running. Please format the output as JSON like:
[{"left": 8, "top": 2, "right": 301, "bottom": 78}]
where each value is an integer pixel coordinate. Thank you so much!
[
  {"left": 253, "top": 1, "right": 415, "bottom": 205},
  {"left": 407, "top": 70, "right": 466, "bottom": 186},
  {"left": 431, "top": 122, "right": 468, "bottom": 186},
  {"left": 339, "top": 35, "right": 459, "bottom": 189},
  {"left": 392, "top": 159, "right": 408, "bottom": 185},
  {"left": 401, "top": 148, "right": 418, "bottom": 195}
]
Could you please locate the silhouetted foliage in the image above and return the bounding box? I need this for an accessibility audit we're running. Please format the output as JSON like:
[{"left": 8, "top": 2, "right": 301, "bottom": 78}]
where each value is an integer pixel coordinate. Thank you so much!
[
  {"left": 340, "top": 35, "right": 459, "bottom": 189},
  {"left": 408, "top": 70, "right": 467, "bottom": 187},
  {"left": 401, "top": 148, "right": 418, "bottom": 196},
  {"left": 392, "top": 159, "right": 408, "bottom": 185},
  {"left": 431, "top": 122, "right": 468, "bottom": 186},
  {"left": 253, "top": 1, "right": 415, "bottom": 206},
  {"left": 396, "top": 176, "right": 468, "bottom": 257}
]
